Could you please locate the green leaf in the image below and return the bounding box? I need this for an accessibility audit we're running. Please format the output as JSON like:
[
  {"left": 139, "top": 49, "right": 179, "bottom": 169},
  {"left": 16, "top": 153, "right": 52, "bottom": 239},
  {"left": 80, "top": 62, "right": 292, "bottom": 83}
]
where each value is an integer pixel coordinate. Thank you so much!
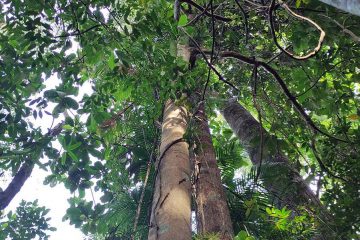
[
  {"left": 169, "top": 40, "right": 177, "bottom": 57},
  {"left": 67, "top": 151, "right": 79, "bottom": 162},
  {"left": 100, "top": 192, "right": 113, "bottom": 203},
  {"left": 235, "top": 231, "right": 248, "bottom": 240},
  {"left": 63, "top": 97, "right": 79, "bottom": 110},
  {"left": 44, "top": 90, "right": 59, "bottom": 100},
  {"left": 60, "top": 152, "right": 67, "bottom": 165},
  {"left": 178, "top": 15, "right": 188, "bottom": 26},
  {"left": 108, "top": 52, "right": 115, "bottom": 70},
  {"left": 266, "top": 207, "right": 272, "bottom": 215},
  {"left": 68, "top": 142, "right": 82, "bottom": 151},
  {"left": 62, "top": 124, "right": 73, "bottom": 130}
]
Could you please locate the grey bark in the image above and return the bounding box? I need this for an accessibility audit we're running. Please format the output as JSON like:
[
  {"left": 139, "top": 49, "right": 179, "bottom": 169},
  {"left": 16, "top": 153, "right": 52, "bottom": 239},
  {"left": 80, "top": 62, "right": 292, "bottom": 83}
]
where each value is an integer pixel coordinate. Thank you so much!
[
  {"left": 319, "top": 0, "right": 360, "bottom": 16},
  {"left": 221, "top": 99, "right": 335, "bottom": 239}
]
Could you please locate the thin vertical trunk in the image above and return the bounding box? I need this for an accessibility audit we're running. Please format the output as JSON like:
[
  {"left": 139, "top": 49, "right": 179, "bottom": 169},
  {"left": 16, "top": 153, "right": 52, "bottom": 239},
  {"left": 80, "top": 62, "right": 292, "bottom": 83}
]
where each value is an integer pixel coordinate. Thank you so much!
[
  {"left": 221, "top": 99, "right": 335, "bottom": 239},
  {"left": 194, "top": 102, "right": 234, "bottom": 239},
  {"left": 148, "top": 100, "right": 192, "bottom": 240}
]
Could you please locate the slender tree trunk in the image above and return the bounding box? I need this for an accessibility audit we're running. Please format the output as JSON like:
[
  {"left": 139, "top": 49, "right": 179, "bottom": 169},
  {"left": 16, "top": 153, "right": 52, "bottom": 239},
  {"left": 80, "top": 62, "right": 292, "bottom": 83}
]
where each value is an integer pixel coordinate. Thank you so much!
[
  {"left": 0, "top": 161, "right": 34, "bottom": 210},
  {"left": 148, "top": 100, "right": 192, "bottom": 240},
  {"left": 319, "top": 0, "right": 360, "bottom": 16},
  {"left": 221, "top": 99, "right": 335, "bottom": 239},
  {"left": 193, "top": 102, "right": 234, "bottom": 239},
  {"left": 0, "top": 123, "right": 63, "bottom": 210}
]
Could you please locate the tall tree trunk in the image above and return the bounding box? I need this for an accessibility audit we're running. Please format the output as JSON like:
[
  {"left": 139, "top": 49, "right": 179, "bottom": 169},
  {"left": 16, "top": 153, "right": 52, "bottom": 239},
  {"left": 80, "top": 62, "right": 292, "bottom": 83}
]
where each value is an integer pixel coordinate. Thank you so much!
[
  {"left": 221, "top": 99, "right": 335, "bottom": 238},
  {"left": 193, "top": 102, "right": 234, "bottom": 239},
  {"left": 148, "top": 100, "right": 192, "bottom": 240},
  {"left": 319, "top": 0, "right": 360, "bottom": 16},
  {"left": 0, "top": 161, "right": 34, "bottom": 210}
]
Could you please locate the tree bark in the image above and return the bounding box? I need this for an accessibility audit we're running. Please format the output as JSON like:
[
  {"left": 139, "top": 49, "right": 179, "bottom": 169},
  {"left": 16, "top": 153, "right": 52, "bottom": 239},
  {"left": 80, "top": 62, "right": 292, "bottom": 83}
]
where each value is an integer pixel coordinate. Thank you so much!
[
  {"left": 0, "top": 122, "right": 63, "bottom": 210},
  {"left": 0, "top": 161, "right": 34, "bottom": 210},
  {"left": 194, "top": 102, "right": 234, "bottom": 239},
  {"left": 221, "top": 99, "right": 335, "bottom": 239},
  {"left": 319, "top": 0, "right": 360, "bottom": 16},
  {"left": 148, "top": 100, "right": 192, "bottom": 240}
]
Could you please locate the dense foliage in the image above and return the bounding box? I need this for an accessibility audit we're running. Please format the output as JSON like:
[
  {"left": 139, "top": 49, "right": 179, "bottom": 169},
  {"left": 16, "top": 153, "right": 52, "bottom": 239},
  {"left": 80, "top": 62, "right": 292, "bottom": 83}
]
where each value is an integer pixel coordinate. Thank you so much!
[
  {"left": 0, "top": 200, "right": 55, "bottom": 239},
  {"left": 0, "top": 0, "right": 359, "bottom": 239}
]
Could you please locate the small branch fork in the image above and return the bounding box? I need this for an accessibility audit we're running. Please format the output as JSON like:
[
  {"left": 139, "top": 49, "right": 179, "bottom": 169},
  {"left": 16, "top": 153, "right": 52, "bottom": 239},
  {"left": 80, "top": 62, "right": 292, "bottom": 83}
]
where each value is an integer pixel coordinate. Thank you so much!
[
  {"left": 269, "top": 0, "right": 325, "bottom": 60},
  {"left": 179, "top": 0, "right": 231, "bottom": 22},
  {"left": 180, "top": 28, "right": 240, "bottom": 91}
]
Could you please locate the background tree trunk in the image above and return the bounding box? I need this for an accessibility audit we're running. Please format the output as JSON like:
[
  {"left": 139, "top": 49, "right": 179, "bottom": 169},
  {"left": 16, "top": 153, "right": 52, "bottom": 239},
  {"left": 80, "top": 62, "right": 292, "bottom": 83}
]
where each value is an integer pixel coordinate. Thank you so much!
[
  {"left": 148, "top": 100, "right": 191, "bottom": 240},
  {"left": 194, "top": 102, "right": 234, "bottom": 239},
  {"left": 0, "top": 161, "right": 34, "bottom": 210},
  {"left": 319, "top": 0, "right": 360, "bottom": 16},
  {"left": 221, "top": 99, "right": 335, "bottom": 239}
]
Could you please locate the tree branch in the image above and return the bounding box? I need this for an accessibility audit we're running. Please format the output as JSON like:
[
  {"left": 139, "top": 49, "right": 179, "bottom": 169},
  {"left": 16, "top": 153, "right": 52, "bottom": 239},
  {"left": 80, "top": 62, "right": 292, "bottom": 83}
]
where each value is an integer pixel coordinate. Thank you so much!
[
  {"left": 269, "top": 0, "right": 325, "bottom": 60},
  {"left": 180, "top": 0, "right": 231, "bottom": 22},
  {"left": 192, "top": 48, "right": 350, "bottom": 142},
  {"left": 54, "top": 24, "right": 100, "bottom": 38},
  {"left": 0, "top": 122, "right": 64, "bottom": 210},
  {"left": 180, "top": 28, "right": 240, "bottom": 91},
  {"left": 320, "top": 14, "right": 360, "bottom": 42},
  {"left": 0, "top": 161, "right": 34, "bottom": 210}
]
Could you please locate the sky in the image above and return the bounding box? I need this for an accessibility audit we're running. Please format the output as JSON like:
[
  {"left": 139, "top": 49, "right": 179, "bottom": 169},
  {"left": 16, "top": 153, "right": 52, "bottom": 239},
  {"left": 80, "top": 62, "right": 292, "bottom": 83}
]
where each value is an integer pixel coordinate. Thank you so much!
[
  {"left": 0, "top": 8, "right": 107, "bottom": 237},
  {"left": 1, "top": 73, "right": 95, "bottom": 240}
]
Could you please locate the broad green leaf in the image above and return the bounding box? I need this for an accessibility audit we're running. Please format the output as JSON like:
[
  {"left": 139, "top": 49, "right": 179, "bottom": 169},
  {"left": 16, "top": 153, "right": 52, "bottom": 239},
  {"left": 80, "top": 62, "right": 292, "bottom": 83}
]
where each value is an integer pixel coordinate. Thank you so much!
[
  {"left": 178, "top": 15, "right": 188, "bottom": 26},
  {"left": 68, "top": 142, "right": 82, "bottom": 151},
  {"left": 108, "top": 52, "right": 115, "bottom": 70},
  {"left": 67, "top": 151, "right": 79, "bottom": 162},
  {"left": 62, "top": 124, "right": 73, "bottom": 130}
]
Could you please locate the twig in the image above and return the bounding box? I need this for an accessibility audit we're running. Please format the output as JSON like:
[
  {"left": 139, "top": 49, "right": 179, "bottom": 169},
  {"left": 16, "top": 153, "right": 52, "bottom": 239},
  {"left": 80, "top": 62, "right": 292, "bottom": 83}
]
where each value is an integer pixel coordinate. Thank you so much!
[
  {"left": 234, "top": 0, "right": 249, "bottom": 44},
  {"left": 182, "top": 2, "right": 211, "bottom": 27},
  {"left": 296, "top": 57, "right": 359, "bottom": 98},
  {"left": 320, "top": 14, "right": 360, "bottom": 42},
  {"left": 310, "top": 138, "right": 349, "bottom": 183},
  {"left": 180, "top": 0, "right": 231, "bottom": 22},
  {"left": 192, "top": 48, "right": 350, "bottom": 143},
  {"left": 99, "top": 103, "right": 133, "bottom": 129},
  {"left": 54, "top": 25, "right": 101, "bottom": 38},
  {"left": 180, "top": 28, "right": 240, "bottom": 91},
  {"left": 266, "top": 46, "right": 292, "bottom": 64},
  {"left": 269, "top": 0, "right": 325, "bottom": 60},
  {"left": 201, "top": 0, "right": 216, "bottom": 101},
  {"left": 132, "top": 140, "right": 157, "bottom": 240}
]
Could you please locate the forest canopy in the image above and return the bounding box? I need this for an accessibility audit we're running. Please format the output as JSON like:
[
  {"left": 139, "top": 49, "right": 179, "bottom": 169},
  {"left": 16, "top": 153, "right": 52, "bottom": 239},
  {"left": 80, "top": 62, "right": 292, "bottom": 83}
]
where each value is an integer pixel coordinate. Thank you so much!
[{"left": 0, "top": 0, "right": 359, "bottom": 239}]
